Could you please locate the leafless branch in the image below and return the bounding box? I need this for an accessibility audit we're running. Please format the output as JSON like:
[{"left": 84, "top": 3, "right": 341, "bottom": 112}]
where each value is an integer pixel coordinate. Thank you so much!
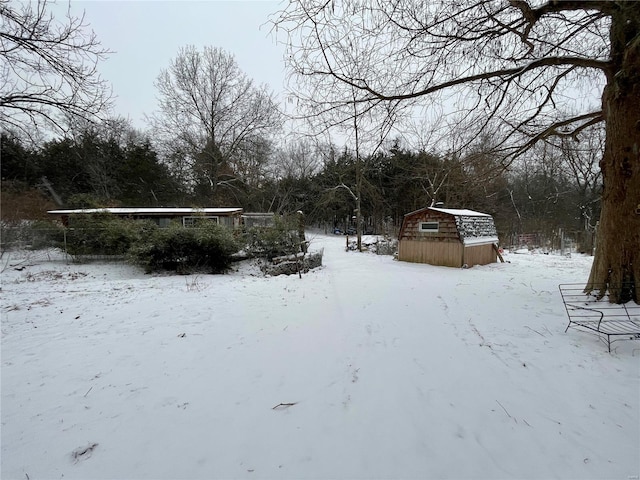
[
  {"left": 272, "top": 0, "right": 611, "bottom": 162},
  {"left": 1, "top": 0, "right": 113, "bottom": 138}
]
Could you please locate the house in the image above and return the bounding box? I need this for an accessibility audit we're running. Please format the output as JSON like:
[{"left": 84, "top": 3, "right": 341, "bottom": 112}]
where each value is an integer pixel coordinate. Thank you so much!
[
  {"left": 398, "top": 206, "right": 499, "bottom": 267},
  {"left": 241, "top": 212, "right": 275, "bottom": 228},
  {"left": 47, "top": 207, "right": 243, "bottom": 228}
]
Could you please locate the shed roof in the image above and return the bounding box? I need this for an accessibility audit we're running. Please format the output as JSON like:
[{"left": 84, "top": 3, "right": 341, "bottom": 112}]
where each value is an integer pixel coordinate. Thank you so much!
[
  {"left": 400, "top": 205, "right": 498, "bottom": 243},
  {"left": 48, "top": 207, "right": 243, "bottom": 216},
  {"left": 404, "top": 206, "right": 491, "bottom": 217},
  {"left": 428, "top": 207, "right": 490, "bottom": 217}
]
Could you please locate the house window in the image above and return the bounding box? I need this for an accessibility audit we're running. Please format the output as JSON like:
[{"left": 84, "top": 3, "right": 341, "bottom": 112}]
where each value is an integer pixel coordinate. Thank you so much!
[
  {"left": 419, "top": 221, "right": 439, "bottom": 233},
  {"left": 182, "top": 216, "right": 219, "bottom": 228}
]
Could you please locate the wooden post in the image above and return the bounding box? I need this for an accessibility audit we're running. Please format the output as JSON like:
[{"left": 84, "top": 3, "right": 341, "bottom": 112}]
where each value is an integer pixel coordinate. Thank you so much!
[{"left": 493, "top": 243, "right": 505, "bottom": 263}]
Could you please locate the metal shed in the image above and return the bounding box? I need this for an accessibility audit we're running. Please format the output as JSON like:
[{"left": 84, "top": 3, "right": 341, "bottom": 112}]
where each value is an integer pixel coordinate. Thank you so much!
[{"left": 398, "top": 207, "right": 499, "bottom": 267}]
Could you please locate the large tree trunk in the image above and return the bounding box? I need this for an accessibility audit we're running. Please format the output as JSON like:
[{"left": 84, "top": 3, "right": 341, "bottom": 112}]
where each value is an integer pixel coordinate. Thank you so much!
[{"left": 585, "top": 5, "right": 640, "bottom": 304}]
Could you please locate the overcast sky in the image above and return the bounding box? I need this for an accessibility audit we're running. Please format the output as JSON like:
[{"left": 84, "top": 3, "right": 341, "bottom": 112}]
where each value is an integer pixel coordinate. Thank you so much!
[{"left": 63, "top": 1, "right": 286, "bottom": 130}]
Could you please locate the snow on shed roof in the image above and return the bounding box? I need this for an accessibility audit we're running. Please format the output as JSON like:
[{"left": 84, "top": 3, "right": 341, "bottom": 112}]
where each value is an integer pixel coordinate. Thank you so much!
[
  {"left": 428, "top": 207, "right": 491, "bottom": 217},
  {"left": 48, "top": 207, "right": 243, "bottom": 216},
  {"left": 403, "top": 206, "right": 492, "bottom": 217},
  {"left": 400, "top": 206, "right": 497, "bottom": 241},
  {"left": 463, "top": 236, "right": 499, "bottom": 246}
]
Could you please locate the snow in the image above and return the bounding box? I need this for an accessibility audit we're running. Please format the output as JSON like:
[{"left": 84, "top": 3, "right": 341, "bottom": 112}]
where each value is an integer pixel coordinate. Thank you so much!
[
  {"left": 428, "top": 207, "right": 491, "bottom": 217},
  {"left": 462, "top": 236, "right": 499, "bottom": 246},
  {"left": 2, "top": 233, "right": 639, "bottom": 480},
  {"left": 403, "top": 206, "right": 491, "bottom": 218},
  {"left": 47, "top": 207, "right": 243, "bottom": 216}
]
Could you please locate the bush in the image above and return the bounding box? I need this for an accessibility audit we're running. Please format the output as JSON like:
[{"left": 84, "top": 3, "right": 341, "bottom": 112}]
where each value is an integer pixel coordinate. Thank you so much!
[
  {"left": 129, "top": 222, "right": 240, "bottom": 274},
  {"left": 243, "top": 214, "right": 304, "bottom": 259},
  {"left": 19, "top": 212, "right": 240, "bottom": 274},
  {"left": 64, "top": 213, "right": 151, "bottom": 257}
]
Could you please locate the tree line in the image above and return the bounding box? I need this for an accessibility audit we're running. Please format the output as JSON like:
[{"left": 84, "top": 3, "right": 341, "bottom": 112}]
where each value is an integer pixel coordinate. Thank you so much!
[{"left": 1, "top": 122, "right": 602, "bottom": 249}]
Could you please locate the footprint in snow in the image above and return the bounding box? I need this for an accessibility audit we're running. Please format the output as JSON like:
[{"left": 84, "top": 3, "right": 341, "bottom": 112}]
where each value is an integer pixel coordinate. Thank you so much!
[{"left": 71, "top": 442, "right": 98, "bottom": 463}]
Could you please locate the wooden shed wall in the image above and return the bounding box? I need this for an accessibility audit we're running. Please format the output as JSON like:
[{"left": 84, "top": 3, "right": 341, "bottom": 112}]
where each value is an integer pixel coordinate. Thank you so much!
[
  {"left": 218, "top": 215, "right": 239, "bottom": 227},
  {"left": 398, "top": 241, "right": 496, "bottom": 267},
  {"left": 399, "top": 211, "right": 459, "bottom": 241},
  {"left": 398, "top": 240, "right": 464, "bottom": 267},
  {"left": 399, "top": 210, "right": 461, "bottom": 266},
  {"left": 398, "top": 209, "right": 497, "bottom": 267},
  {"left": 463, "top": 244, "right": 497, "bottom": 267}
]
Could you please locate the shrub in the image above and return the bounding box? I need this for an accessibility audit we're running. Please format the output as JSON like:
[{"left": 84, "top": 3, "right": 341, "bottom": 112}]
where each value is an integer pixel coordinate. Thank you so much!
[
  {"left": 243, "top": 214, "right": 304, "bottom": 259},
  {"left": 129, "top": 222, "right": 239, "bottom": 274},
  {"left": 64, "top": 213, "right": 153, "bottom": 257},
  {"left": 26, "top": 212, "right": 240, "bottom": 274}
]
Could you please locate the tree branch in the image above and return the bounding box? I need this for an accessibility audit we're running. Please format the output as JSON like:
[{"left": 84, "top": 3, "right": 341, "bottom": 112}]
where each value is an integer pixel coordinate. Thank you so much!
[
  {"left": 313, "top": 55, "right": 609, "bottom": 103},
  {"left": 510, "top": 111, "right": 604, "bottom": 160}
]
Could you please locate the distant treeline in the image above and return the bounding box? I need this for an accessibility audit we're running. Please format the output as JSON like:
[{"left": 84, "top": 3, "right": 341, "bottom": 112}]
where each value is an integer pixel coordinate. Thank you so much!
[{"left": 1, "top": 127, "right": 601, "bottom": 247}]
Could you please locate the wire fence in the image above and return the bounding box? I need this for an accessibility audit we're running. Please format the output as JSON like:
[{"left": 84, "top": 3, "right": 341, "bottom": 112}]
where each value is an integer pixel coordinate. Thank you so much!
[
  {"left": 504, "top": 229, "right": 596, "bottom": 255},
  {"left": 1, "top": 225, "right": 64, "bottom": 253},
  {"left": 1, "top": 225, "right": 131, "bottom": 258}
]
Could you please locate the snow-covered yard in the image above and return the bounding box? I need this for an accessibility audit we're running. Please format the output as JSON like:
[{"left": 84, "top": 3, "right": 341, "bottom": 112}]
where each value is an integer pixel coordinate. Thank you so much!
[{"left": 2, "top": 233, "right": 638, "bottom": 479}]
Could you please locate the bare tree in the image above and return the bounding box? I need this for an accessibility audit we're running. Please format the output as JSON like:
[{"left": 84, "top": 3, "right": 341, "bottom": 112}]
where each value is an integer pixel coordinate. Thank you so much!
[
  {"left": 317, "top": 91, "right": 402, "bottom": 250},
  {"left": 149, "top": 45, "right": 283, "bottom": 203},
  {"left": 272, "top": 138, "right": 321, "bottom": 180},
  {"left": 508, "top": 141, "right": 574, "bottom": 235},
  {"left": 262, "top": 139, "right": 334, "bottom": 216},
  {"left": 558, "top": 125, "right": 604, "bottom": 234},
  {"left": 1, "top": 0, "right": 112, "bottom": 137},
  {"left": 273, "top": 1, "right": 640, "bottom": 302}
]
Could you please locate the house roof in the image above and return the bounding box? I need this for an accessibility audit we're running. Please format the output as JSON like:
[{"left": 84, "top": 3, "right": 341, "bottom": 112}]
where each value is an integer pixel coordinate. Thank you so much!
[
  {"left": 48, "top": 207, "right": 243, "bottom": 216},
  {"left": 241, "top": 212, "right": 275, "bottom": 217}
]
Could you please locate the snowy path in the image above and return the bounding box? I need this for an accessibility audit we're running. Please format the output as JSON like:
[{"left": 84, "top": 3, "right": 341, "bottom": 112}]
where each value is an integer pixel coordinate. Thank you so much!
[{"left": 1, "top": 235, "right": 638, "bottom": 479}]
